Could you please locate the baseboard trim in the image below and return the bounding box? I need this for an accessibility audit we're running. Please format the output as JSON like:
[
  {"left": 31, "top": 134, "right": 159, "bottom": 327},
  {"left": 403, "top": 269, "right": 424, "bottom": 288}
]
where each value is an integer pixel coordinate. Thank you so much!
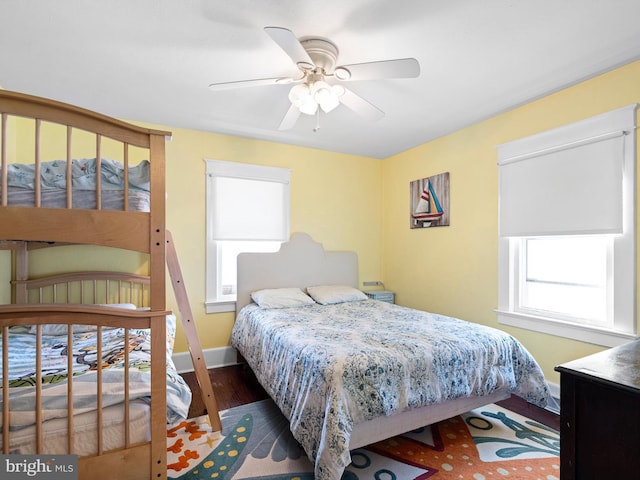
[{"left": 172, "top": 346, "right": 238, "bottom": 373}]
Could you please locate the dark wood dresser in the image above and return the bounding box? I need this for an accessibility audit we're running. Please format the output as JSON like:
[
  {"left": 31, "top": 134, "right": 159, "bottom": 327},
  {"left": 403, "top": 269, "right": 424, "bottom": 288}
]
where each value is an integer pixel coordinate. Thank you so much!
[{"left": 555, "top": 340, "right": 640, "bottom": 480}]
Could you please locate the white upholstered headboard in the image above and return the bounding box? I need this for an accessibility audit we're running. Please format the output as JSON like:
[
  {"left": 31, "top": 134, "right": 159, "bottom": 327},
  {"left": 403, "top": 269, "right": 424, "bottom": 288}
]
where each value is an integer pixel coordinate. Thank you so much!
[{"left": 236, "top": 233, "right": 359, "bottom": 313}]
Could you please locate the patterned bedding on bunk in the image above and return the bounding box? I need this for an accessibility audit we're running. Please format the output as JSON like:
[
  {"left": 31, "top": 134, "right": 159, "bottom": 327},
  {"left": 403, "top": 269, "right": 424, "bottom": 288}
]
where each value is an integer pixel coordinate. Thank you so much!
[
  {"left": 0, "top": 313, "right": 191, "bottom": 431},
  {"left": 0, "top": 158, "right": 151, "bottom": 210},
  {"left": 231, "top": 299, "right": 551, "bottom": 480}
]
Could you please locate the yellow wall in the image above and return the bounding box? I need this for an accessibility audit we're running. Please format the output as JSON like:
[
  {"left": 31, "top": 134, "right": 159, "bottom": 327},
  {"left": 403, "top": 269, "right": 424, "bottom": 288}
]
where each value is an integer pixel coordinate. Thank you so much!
[
  {"left": 382, "top": 60, "right": 640, "bottom": 384},
  {"left": 151, "top": 129, "right": 383, "bottom": 353}
]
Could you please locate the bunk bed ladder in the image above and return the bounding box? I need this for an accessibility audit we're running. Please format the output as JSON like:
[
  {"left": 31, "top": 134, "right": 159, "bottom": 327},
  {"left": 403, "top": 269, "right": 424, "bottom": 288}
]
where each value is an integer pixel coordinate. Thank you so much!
[{"left": 165, "top": 230, "right": 222, "bottom": 432}]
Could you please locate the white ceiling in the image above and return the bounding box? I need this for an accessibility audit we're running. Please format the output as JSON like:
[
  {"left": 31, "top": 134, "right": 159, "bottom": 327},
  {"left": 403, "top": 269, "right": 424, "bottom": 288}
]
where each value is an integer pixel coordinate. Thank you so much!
[{"left": 1, "top": 0, "right": 640, "bottom": 159}]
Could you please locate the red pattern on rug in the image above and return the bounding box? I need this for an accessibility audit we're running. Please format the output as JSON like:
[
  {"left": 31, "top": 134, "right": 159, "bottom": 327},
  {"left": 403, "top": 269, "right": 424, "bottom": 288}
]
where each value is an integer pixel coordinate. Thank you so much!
[{"left": 369, "top": 414, "right": 559, "bottom": 479}]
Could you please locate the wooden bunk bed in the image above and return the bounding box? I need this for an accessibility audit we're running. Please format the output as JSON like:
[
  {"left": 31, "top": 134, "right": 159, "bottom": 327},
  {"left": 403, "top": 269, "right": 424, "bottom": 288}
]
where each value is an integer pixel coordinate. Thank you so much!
[{"left": 0, "top": 90, "right": 219, "bottom": 480}]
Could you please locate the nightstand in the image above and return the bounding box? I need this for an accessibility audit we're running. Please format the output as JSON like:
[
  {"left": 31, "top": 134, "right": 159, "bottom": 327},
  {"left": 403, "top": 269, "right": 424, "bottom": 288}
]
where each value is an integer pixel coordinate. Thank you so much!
[{"left": 364, "top": 290, "right": 395, "bottom": 304}]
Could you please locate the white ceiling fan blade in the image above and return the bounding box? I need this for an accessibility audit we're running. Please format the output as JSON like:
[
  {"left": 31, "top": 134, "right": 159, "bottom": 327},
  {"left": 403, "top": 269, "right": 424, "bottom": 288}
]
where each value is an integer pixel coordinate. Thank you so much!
[
  {"left": 209, "top": 76, "right": 299, "bottom": 91},
  {"left": 337, "top": 58, "right": 420, "bottom": 82},
  {"left": 278, "top": 103, "right": 301, "bottom": 130},
  {"left": 339, "top": 88, "right": 385, "bottom": 121},
  {"left": 264, "top": 26, "right": 315, "bottom": 69}
]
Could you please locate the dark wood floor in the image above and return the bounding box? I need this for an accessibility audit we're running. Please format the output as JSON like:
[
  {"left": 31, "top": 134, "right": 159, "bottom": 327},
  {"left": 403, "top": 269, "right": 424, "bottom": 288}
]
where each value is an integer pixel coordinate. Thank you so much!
[{"left": 180, "top": 363, "right": 560, "bottom": 431}]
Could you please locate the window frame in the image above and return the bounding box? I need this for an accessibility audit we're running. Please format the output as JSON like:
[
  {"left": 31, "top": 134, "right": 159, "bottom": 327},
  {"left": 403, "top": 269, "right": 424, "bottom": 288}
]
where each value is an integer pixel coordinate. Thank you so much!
[
  {"left": 496, "top": 105, "right": 637, "bottom": 347},
  {"left": 204, "top": 159, "right": 290, "bottom": 313}
]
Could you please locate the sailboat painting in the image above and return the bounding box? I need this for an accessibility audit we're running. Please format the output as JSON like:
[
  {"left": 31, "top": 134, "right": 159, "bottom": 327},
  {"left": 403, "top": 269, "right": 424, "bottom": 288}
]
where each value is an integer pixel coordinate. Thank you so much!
[{"left": 410, "top": 172, "right": 450, "bottom": 228}]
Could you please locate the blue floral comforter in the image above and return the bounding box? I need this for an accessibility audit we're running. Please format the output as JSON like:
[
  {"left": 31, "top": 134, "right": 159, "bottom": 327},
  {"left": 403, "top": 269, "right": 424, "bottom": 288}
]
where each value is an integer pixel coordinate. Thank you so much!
[{"left": 231, "top": 299, "right": 551, "bottom": 480}]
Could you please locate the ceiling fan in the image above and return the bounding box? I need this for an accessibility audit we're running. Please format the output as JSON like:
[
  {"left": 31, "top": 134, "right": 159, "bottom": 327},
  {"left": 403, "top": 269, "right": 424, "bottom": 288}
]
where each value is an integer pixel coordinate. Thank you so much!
[{"left": 208, "top": 27, "right": 420, "bottom": 131}]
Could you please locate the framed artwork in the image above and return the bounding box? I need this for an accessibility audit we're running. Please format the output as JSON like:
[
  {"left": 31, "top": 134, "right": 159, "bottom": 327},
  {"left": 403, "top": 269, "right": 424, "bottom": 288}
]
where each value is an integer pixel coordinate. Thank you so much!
[{"left": 410, "top": 172, "right": 450, "bottom": 229}]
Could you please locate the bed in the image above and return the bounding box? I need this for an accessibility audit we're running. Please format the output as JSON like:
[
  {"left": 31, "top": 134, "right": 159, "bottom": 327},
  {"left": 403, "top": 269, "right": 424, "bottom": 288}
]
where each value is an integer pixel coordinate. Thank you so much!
[
  {"left": 0, "top": 89, "right": 209, "bottom": 480},
  {"left": 0, "top": 269, "right": 191, "bottom": 456},
  {"left": 231, "top": 233, "right": 552, "bottom": 480}
]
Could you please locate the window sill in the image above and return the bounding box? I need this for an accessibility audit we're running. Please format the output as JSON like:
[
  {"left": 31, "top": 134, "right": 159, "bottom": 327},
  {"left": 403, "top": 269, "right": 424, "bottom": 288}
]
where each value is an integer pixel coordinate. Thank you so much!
[
  {"left": 495, "top": 309, "right": 637, "bottom": 348},
  {"left": 205, "top": 300, "right": 236, "bottom": 314}
]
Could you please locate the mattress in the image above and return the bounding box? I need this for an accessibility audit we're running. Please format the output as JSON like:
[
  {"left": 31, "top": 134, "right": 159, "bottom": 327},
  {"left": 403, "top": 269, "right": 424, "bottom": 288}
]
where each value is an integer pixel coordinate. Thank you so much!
[
  {"left": 4, "top": 399, "right": 150, "bottom": 455},
  {"left": 2, "top": 187, "right": 150, "bottom": 211},
  {"left": 231, "top": 299, "right": 551, "bottom": 480}
]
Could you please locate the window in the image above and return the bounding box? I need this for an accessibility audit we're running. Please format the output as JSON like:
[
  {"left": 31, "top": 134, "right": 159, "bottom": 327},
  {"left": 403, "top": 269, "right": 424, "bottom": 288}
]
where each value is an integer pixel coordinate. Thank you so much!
[
  {"left": 516, "top": 236, "right": 611, "bottom": 326},
  {"left": 496, "top": 105, "right": 637, "bottom": 347},
  {"left": 205, "top": 160, "right": 290, "bottom": 313}
]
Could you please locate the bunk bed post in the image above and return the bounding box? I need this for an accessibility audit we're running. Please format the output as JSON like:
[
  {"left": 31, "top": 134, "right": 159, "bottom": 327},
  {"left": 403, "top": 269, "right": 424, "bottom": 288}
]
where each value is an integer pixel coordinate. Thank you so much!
[
  {"left": 148, "top": 132, "right": 168, "bottom": 479},
  {"left": 148, "top": 132, "right": 166, "bottom": 312}
]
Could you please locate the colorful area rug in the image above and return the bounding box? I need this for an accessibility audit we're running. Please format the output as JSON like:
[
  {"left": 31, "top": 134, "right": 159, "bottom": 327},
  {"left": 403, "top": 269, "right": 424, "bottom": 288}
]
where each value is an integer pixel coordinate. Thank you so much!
[{"left": 167, "top": 399, "right": 559, "bottom": 480}]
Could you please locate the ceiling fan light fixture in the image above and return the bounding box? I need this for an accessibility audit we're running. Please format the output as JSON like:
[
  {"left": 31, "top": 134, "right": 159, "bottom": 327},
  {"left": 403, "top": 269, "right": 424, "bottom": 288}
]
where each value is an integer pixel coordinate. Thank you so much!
[
  {"left": 315, "top": 86, "right": 340, "bottom": 113},
  {"left": 310, "top": 80, "right": 330, "bottom": 94},
  {"left": 288, "top": 84, "right": 318, "bottom": 115},
  {"left": 289, "top": 80, "right": 340, "bottom": 115},
  {"left": 299, "top": 97, "right": 318, "bottom": 115},
  {"left": 288, "top": 83, "right": 310, "bottom": 106}
]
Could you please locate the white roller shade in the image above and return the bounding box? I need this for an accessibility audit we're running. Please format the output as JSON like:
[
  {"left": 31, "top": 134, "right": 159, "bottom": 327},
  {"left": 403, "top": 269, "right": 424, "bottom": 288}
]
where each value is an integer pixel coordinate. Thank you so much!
[
  {"left": 497, "top": 104, "right": 636, "bottom": 237},
  {"left": 499, "top": 134, "right": 625, "bottom": 236},
  {"left": 206, "top": 160, "right": 290, "bottom": 241}
]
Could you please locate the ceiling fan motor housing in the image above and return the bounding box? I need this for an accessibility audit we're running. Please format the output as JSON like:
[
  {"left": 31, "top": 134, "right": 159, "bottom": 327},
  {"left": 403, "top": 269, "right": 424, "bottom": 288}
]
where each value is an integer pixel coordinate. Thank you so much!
[{"left": 299, "top": 38, "right": 339, "bottom": 74}]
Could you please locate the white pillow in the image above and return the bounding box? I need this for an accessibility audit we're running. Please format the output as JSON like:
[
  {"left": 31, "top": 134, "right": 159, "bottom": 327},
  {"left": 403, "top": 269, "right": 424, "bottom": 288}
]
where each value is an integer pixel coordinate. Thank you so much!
[
  {"left": 251, "top": 288, "right": 316, "bottom": 309},
  {"left": 306, "top": 285, "right": 368, "bottom": 305},
  {"left": 30, "top": 303, "right": 138, "bottom": 335}
]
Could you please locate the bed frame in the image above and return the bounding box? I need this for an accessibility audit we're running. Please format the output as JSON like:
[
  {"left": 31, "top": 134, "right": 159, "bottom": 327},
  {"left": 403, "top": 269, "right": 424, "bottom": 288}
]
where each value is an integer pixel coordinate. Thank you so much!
[
  {"left": 0, "top": 90, "right": 219, "bottom": 480},
  {"left": 236, "top": 232, "right": 510, "bottom": 451}
]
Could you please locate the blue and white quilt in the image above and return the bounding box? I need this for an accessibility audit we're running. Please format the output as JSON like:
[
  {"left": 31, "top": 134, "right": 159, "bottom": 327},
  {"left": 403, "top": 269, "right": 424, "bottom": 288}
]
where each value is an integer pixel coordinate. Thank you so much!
[
  {"left": 231, "top": 299, "right": 551, "bottom": 480},
  {"left": 1, "top": 158, "right": 151, "bottom": 210},
  {"left": 0, "top": 314, "right": 191, "bottom": 432},
  {"left": 5, "top": 158, "right": 150, "bottom": 191}
]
